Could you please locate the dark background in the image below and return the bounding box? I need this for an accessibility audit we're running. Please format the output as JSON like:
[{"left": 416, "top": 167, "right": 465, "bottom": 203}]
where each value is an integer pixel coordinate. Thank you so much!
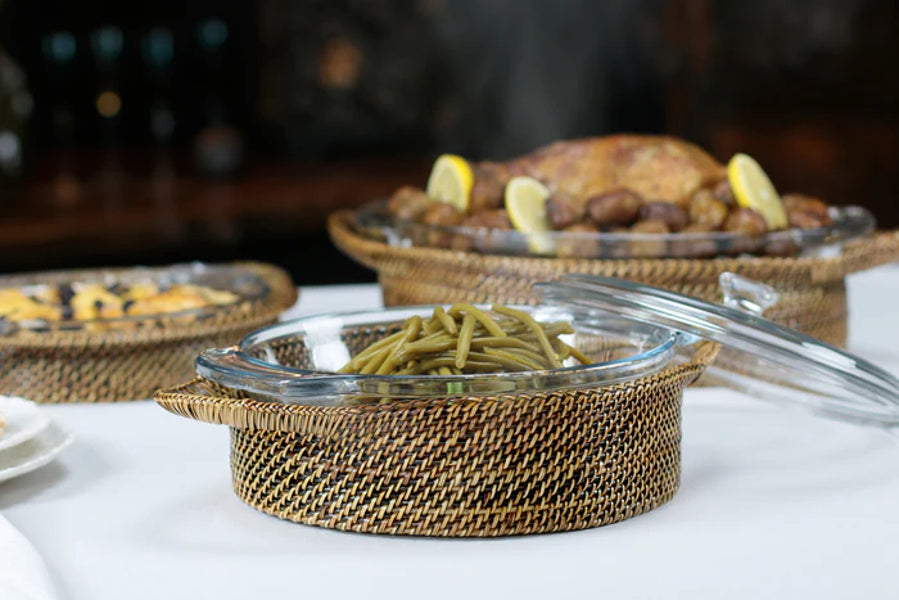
[{"left": 0, "top": 0, "right": 896, "bottom": 284}]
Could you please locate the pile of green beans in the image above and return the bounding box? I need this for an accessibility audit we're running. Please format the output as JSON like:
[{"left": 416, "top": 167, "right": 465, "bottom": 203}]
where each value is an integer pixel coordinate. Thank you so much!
[{"left": 339, "top": 304, "right": 590, "bottom": 375}]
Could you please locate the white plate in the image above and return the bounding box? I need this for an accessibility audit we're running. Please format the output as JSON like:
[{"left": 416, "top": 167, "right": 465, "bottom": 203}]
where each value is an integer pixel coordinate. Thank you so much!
[
  {"left": 0, "top": 421, "right": 74, "bottom": 483},
  {"left": 0, "top": 396, "right": 51, "bottom": 452}
]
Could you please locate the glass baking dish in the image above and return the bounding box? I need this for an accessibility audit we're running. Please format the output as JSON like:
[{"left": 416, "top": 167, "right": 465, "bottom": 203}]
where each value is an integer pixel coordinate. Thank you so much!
[
  {"left": 353, "top": 199, "right": 875, "bottom": 259},
  {"left": 167, "top": 296, "right": 716, "bottom": 537},
  {"left": 0, "top": 262, "right": 272, "bottom": 337},
  {"left": 197, "top": 304, "right": 688, "bottom": 405}
]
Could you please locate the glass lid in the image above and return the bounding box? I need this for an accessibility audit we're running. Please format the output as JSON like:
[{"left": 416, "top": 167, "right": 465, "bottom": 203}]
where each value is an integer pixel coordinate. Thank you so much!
[{"left": 535, "top": 273, "right": 899, "bottom": 428}]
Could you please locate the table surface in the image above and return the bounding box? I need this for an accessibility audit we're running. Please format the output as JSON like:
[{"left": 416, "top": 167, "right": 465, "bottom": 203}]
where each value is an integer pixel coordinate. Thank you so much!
[{"left": 3, "top": 268, "right": 899, "bottom": 600}]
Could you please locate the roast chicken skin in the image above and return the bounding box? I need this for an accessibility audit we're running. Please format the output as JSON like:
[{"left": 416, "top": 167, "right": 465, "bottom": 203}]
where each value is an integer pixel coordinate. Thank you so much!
[{"left": 470, "top": 135, "right": 726, "bottom": 213}]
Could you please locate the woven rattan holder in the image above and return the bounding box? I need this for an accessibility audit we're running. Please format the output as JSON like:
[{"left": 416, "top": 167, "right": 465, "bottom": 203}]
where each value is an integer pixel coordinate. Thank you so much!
[
  {"left": 157, "top": 335, "right": 719, "bottom": 537},
  {"left": 0, "top": 262, "right": 296, "bottom": 403},
  {"left": 329, "top": 210, "right": 899, "bottom": 347}
]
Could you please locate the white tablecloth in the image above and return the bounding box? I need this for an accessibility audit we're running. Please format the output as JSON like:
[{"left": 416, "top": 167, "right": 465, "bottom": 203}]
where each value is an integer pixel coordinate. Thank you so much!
[{"left": 3, "top": 270, "right": 899, "bottom": 600}]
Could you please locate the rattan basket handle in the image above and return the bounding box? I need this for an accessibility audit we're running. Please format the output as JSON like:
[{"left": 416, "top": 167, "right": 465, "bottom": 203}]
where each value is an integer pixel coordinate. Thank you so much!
[
  {"left": 679, "top": 340, "right": 721, "bottom": 386},
  {"left": 155, "top": 379, "right": 353, "bottom": 436},
  {"left": 840, "top": 230, "right": 899, "bottom": 275}
]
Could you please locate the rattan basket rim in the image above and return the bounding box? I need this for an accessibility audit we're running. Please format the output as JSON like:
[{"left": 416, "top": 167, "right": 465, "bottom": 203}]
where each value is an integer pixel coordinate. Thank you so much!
[
  {"left": 329, "top": 210, "right": 899, "bottom": 284},
  {"left": 0, "top": 261, "right": 297, "bottom": 349}
]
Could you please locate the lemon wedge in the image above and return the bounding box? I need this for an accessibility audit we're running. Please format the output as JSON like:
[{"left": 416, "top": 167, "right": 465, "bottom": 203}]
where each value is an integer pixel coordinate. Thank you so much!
[
  {"left": 727, "top": 153, "right": 787, "bottom": 230},
  {"left": 505, "top": 176, "right": 554, "bottom": 254},
  {"left": 426, "top": 154, "right": 473, "bottom": 211}
]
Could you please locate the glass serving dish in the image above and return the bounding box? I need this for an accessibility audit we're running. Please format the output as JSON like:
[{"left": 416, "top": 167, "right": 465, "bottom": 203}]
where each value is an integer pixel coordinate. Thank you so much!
[
  {"left": 0, "top": 262, "right": 271, "bottom": 336},
  {"left": 353, "top": 199, "right": 876, "bottom": 259},
  {"left": 197, "top": 304, "right": 687, "bottom": 406}
]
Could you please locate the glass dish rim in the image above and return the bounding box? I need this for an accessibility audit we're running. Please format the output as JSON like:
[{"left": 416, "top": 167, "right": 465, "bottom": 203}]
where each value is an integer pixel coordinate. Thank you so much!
[
  {"left": 199, "top": 303, "right": 682, "bottom": 385},
  {"left": 354, "top": 199, "right": 875, "bottom": 257}
]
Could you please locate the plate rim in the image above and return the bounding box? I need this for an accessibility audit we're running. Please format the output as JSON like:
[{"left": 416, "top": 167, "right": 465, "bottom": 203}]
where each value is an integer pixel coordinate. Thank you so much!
[
  {"left": 0, "top": 420, "right": 75, "bottom": 483},
  {"left": 0, "top": 396, "right": 51, "bottom": 452}
]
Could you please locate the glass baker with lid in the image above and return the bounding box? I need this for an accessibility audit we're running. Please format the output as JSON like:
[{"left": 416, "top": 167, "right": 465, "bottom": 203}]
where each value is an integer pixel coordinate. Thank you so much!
[{"left": 157, "top": 272, "right": 899, "bottom": 537}]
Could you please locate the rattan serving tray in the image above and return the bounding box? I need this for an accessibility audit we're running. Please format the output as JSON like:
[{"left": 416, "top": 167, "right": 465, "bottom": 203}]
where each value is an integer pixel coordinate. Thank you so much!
[
  {"left": 330, "top": 210, "right": 899, "bottom": 347},
  {"left": 0, "top": 262, "right": 296, "bottom": 403},
  {"left": 157, "top": 324, "right": 719, "bottom": 537}
]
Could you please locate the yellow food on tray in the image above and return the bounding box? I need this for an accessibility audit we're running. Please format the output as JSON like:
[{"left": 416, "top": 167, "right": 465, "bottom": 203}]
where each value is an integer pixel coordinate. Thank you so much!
[
  {"left": 126, "top": 285, "right": 239, "bottom": 316},
  {"left": 340, "top": 303, "right": 590, "bottom": 375},
  {"left": 71, "top": 284, "right": 126, "bottom": 320},
  {"left": 0, "top": 280, "right": 242, "bottom": 326},
  {"left": 0, "top": 289, "right": 62, "bottom": 321}
]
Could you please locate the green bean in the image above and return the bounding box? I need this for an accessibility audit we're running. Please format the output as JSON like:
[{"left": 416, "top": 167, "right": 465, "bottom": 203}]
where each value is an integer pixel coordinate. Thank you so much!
[
  {"left": 455, "top": 314, "right": 475, "bottom": 369},
  {"left": 376, "top": 316, "right": 422, "bottom": 375},
  {"left": 423, "top": 317, "right": 443, "bottom": 335},
  {"left": 520, "top": 322, "right": 575, "bottom": 337},
  {"left": 492, "top": 321, "right": 573, "bottom": 340},
  {"left": 482, "top": 347, "right": 546, "bottom": 370},
  {"left": 410, "top": 357, "right": 504, "bottom": 374},
  {"left": 469, "top": 336, "right": 542, "bottom": 352},
  {"left": 461, "top": 350, "right": 537, "bottom": 367},
  {"left": 433, "top": 306, "right": 457, "bottom": 335},
  {"left": 395, "top": 338, "right": 455, "bottom": 361},
  {"left": 359, "top": 346, "right": 392, "bottom": 374},
  {"left": 560, "top": 341, "right": 591, "bottom": 365},
  {"left": 338, "top": 329, "right": 406, "bottom": 373},
  {"left": 492, "top": 305, "right": 561, "bottom": 368},
  {"left": 438, "top": 366, "right": 454, "bottom": 376},
  {"left": 499, "top": 346, "right": 553, "bottom": 367},
  {"left": 420, "top": 329, "right": 453, "bottom": 343},
  {"left": 552, "top": 339, "right": 571, "bottom": 360},
  {"left": 448, "top": 303, "right": 506, "bottom": 337}
]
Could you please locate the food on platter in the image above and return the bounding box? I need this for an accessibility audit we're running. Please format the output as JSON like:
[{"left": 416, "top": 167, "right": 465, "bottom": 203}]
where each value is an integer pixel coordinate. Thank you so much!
[
  {"left": 382, "top": 136, "right": 845, "bottom": 257},
  {"left": 0, "top": 281, "right": 240, "bottom": 325}
]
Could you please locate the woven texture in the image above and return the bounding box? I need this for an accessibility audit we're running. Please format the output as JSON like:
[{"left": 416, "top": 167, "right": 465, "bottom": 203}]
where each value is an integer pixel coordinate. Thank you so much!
[
  {"left": 156, "top": 323, "right": 718, "bottom": 537},
  {"left": 0, "top": 262, "right": 296, "bottom": 403},
  {"left": 330, "top": 211, "right": 899, "bottom": 347}
]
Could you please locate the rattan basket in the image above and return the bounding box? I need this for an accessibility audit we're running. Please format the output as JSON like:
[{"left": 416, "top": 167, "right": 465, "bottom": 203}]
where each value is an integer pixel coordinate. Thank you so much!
[
  {"left": 0, "top": 262, "right": 296, "bottom": 403},
  {"left": 157, "top": 321, "right": 719, "bottom": 538},
  {"left": 329, "top": 210, "right": 899, "bottom": 347}
]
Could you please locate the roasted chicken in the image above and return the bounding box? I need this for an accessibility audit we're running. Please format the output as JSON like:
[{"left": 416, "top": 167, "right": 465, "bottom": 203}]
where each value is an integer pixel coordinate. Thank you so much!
[{"left": 471, "top": 135, "right": 726, "bottom": 213}]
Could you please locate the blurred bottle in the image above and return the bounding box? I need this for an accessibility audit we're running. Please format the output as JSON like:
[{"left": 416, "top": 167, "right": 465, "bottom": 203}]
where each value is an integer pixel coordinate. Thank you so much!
[
  {"left": 90, "top": 26, "right": 125, "bottom": 146},
  {"left": 143, "top": 25, "right": 176, "bottom": 185},
  {"left": 142, "top": 26, "right": 176, "bottom": 151},
  {"left": 192, "top": 17, "right": 244, "bottom": 177},
  {"left": 0, "top": 45, "right": 31, "bottom": 197},
  {"left": 90, "top": 25, "right": 125, "bottom": 211},
  {"left": 142, "top": 26, "right": 181, "bottom": 241},
  {"left": 41, "top": 30, "right": 80, "bottom": 207}
]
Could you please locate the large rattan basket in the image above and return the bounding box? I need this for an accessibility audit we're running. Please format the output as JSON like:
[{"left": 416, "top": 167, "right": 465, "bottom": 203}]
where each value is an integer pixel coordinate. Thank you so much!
[
  {"left": 157, "top": 322, "right": 719, "bottom": 538},
  {"left": 0, "top": 262, "right": 296, "bottom": 403},
  {"left": 329, "top": 211, "right": 899, "bottom": 347}
]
